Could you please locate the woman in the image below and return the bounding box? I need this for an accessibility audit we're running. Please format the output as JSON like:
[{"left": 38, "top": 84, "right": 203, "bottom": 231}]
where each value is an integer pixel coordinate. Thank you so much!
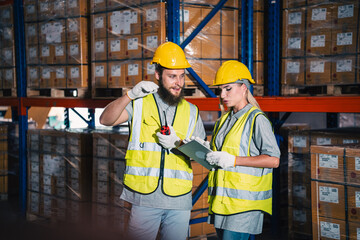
[{"left": 205, "top": 60, "right": 280, "bottom": 240}]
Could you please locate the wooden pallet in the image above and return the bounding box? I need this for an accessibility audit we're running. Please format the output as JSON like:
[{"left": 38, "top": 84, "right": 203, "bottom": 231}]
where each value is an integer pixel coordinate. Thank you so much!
[
  {"left": 27, "top": 88, "right": 90, "bottom": 98},
  {"left": 282, "top": 83, "right": 360, "bottom": 96},
  {"left": 0, "top": 88, "right": 16, "bottom": 97}
]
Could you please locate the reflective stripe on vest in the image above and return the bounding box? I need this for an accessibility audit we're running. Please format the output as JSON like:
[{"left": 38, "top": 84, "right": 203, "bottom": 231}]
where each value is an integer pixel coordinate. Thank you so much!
[
  {"left": 208, "top": 106, "right": 273, "bottom": 215},
  {"left": 124, "top": 94, "right": 198, "bottom": 196}
]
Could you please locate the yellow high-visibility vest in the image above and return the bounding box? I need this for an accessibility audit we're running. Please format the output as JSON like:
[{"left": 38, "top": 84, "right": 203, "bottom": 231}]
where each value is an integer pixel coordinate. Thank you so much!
[
  {"left": 208, "top": 106, "right": 273, "bottom": 215},
  {"left": 124, "top": 94, "right": 198, "bottom": 196}
]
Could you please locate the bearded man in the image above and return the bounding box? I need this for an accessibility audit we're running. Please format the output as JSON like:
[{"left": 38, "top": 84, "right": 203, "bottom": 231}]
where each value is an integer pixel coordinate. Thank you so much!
[{"left": 100, "top": 42, "right": 206, "bottom": 240}]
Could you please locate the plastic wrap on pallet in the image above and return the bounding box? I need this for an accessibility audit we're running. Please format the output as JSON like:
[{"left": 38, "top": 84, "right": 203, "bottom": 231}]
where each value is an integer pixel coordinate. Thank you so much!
[
  {"left": 0, "top": 4, "right": 16, "bottom": 96},
  {"left": 281, "top": 1, "right": 360, "bottom": 95},
  {"left": 24, "top": 0, "right": 89, "bottom": 97}
]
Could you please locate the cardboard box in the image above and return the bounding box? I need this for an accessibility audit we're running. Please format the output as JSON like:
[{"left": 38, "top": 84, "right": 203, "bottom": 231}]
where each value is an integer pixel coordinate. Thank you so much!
[
  {"left": 110, "top": 134, "right": 129, "bottom": 159},
  {"left": 143, "top": 31, "right": 165, "bottom": 58},
  {"left": 125, "top": 35, "right": 142, "bottom": 59},
  {"left": 39, "top": 66, "right": 55, "bottom": 88},
  {"left": 108, "top": 61, "right": 126, "bottom": 88},
  {"left": 24, "top": 3, "right": 38, "bottom": 22},
  {"left": 253, "top": 61, "right": 264, "bottom": 85},
  {"left": 92, "top": 38, "right": 107, "bottom": 61},
  {"left": 283, "top": 33, "right": 305, "bottom": 57},
  {"left": 107, "top": 9, "right": 141, "bottom": 36},
  {"left": 39, "top": 20, "right": 66, "bottom": 44},
  {"left": 182, "top": 35, "right": 201, "bottom": 58},
  {"left": 347, "top": 185, "right": 360, "bottom": 223},
  {"left": 26, "top": 45, "right": 39, "bottom": 64},
  {"left": 332, "top": 2, "right": 359, "bottom": 29},
  {"left": 289, "top": 182, "right": 311, "bottom": 207},
  {"left": 180, "top": 6, "right": 202, "bottom": 35},
  {"left": 288, "top": 130, "right": 311, "bottom": 154},
  {"left": 331, "top": 55, "right": 356, "bottom": 84},
  {"left": 348, "top": 221, "right": 360, "bottom": 239},
  {"left": 288, "top": 152, "right": 311, "bottom": 184},
  {"left": 39, "top": 44, "right": 54, "bottom": 64},
  {"left": 66, "top": 0, "right": 88, "bottom": 17},
  {"left": 281, "top": 58, "right": 305, "bottom": 85},
  {"left": 53, "top": 0, "right": 66, "bottom": 18},
  {"left": 201, "top": 34, "right": 220, "bottom": 59},
  {"left": 92, "top": 13, "right": 107, "bottom": 39},
  {"left": 67, "top": 17, "right": 88, "bottom": 42},
  {"left": 346, "top": 145, "right": 360, "bottom": 186},
  {"left": 311, "top": 181, "right": 346, "bottom": 220},
  {"left": 201, "top": 60, "right": 221, "bottom": 86},
  {"left": 283, "top": 8, "right": 306, "bottom": 35},
  {"left": 90, "top": 0, "right": 106, "bottom": 13},
  {"left": 221, "top": 9, "right": 238, "bottom": 36},
  {"left": 305, "top": 57, "right": 332, "bottom": 85},
  {"left": 312, "top": 216, "right": 346, "bottom": 240},
  {"left": 310, "top": 145, "right": 345, "bottom": 183},
  {"left": 93, "top": 62, "right": 108, "bottom": 88},
  {"left": 67, "top": 65, "right": 88, "bottom": 88},
  {"left": 307, "top": 5, "right": 333, "bottom": 30},
  {"left": 27, "top": 66, "right": 39, "bottom": 88},
  {"left": 53, "top": 66, "right": 67, "bottom": 88},
  {"left": 67, "top": 40, "right": 88, "bottom": 64},
  {"left": 125, "top": 61, "right": 142, "bottom": 87},
  {"left": 283, "top": 0, "right": 306, "bottom": 8},
  {"left": 2, "top": 68, "right": 16, "bottom": 89},
  {"left": 306, "top": 29, "right": 332, "bottom": 56},
  {"left": 142, "top": 3, "right": 166, "bottom": 33},
  {"left": 288, "top": 206, "right": 312, "bottom": 236},
  {"left": 222, "top": 35, "right": 238, "bottom": 59},
  {"left": 38, "top": 0, "right": 53, "bottom": 20},
  {"left": 108, "top": 37, "right": 125, "bottom": 60},
  {"left": 53, "top": 43, "right": 67, "bottom": 64},
  {"left": 25, "top": 23, "right": 38, "bottom": 45},
  {"left": 331, "top": 28, "right": 357, "bottom": 54},
  {"left": 143, "top": 59, "right": 156, "bottom": 83}
]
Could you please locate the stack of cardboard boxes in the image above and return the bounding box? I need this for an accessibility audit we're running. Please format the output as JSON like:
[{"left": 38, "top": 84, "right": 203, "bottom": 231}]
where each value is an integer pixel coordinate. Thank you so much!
[
  {"left": 24, "top": 0, "right": 89, "bottom": 95},
  {"left": 282, "top": 0, "right": 359, "bottom": 94},
  {"left": 0, "top": 4, "right": 16, "bottom": 96}
]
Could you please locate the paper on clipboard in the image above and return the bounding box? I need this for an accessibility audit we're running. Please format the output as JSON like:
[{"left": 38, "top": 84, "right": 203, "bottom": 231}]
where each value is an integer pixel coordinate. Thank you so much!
[{"left": 177, "top": 139, "right": 216, "bottom": 170}]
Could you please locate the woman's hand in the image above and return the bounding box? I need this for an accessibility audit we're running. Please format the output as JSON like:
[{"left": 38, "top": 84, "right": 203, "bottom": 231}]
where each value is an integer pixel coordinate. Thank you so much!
[{"left": 206, "top": 151, "right": 235, "bottom": 169}]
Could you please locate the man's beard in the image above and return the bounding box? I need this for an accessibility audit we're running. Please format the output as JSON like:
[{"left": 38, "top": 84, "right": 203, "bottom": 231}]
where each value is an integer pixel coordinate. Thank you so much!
[{"left": 158, "top": 80, "right": 185, "bottom": 106}]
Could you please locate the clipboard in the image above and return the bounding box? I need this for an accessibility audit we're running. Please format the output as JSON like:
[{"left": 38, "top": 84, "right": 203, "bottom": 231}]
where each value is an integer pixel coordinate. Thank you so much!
[{"left": 177, "top": 139, "right": 216, "bottom": 170}]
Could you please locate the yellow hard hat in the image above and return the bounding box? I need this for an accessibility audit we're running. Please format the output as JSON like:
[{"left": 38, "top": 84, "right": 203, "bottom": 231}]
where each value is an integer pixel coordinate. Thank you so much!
[
  {"left": 151, "top": 42, "right": 191, "bottom": 69},
  {"left": 213, "top": 60, "right": 255, "bottom": 86}
]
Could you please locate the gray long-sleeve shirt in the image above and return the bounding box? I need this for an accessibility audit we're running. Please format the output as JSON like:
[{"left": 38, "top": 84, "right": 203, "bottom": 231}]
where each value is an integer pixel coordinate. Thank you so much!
[{"left": 120, "top": 93, "right": 206, "bottom": 210}]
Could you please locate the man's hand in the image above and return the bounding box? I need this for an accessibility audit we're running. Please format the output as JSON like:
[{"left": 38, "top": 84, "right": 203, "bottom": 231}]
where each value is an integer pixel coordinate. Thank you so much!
[
  {"left": 183, "top": 136, "right": 210, "bottom": 149},
  {"left": 156, "top": 126, "right": 181, "bottom": 149},
  {"left": 206, "top": 151, "right": 236, "bottom": 169},
  {"left": 127, "top": 81, "right": 159, "bottom": 100}
]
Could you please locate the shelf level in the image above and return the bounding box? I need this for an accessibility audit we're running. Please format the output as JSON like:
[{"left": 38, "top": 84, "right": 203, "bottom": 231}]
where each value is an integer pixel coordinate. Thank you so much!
[{"left": 1, "top": 96, "right": 359, "bottom": 113}]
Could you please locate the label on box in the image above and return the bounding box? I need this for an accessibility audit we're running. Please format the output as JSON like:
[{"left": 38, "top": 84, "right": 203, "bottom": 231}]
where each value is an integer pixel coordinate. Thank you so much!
[
  {"left": 111, "top": 65, "right": 121, "bottom": 77},
  {"left": 343, "top": 139, "right": 359, "bottom": 144},
  {"left": 97, "top": 145, "right": 108, "bottom": 157},
  {"left": 289, "top": 158, "right": 305, "bottom": 173},
  {"left": 31, "top": 182, "right": 39, "bottom": 191},
  {"left": 3, "top": 27, "right": 12, "bottom": 40},
  {"left": 68, "top": 20, "right": 79, "bottom": 32},
  {"left": 43, "top": 175, "right": 51, "bottom": 185},
  {"left": 70, "top": 180, "right": 79, "bottom": 191},
  {"left": 97, "top": 159, "right": 108, "bottom": 171},
  {"left": 147, "top": 35, "right": 158, "bottom": 49},
  {"left": 95, "top": 41, "right": 105, "bottom": 53},
  {"left": 336, "top": 59, "right": 352, "bottom": 73},
  {"left": 111, "top": 39, "right": 121, "bottom": 52},
  {"left": 48, "top": 22, "right": 63, "bottom": 43},
  {"left": 319, "top": 186, "right": 339, "bottom": 203},
  {"left": 95, "top": 16, "right": 104, "bottom": 29},
  {"left": 30, "top": 161, "right": 39, "bottom": 172},
  {"left": 29, "top": 47, "right": 37, "bottom": 58},
  {"left": 128, "top": 64, "right": 139, "bottom": 76},
  {"left": 70, "top": 67, "right": 80, "bottom": 78},
  {"left": 316, "top": 137, "right": 331, "bottom": 145},
  {"left": 2, "top": 9, "right": 10, "bottom": 19},
  {"left": 31, "top": 172, "right": 39, "bottom": 183},
  {"left": 55, "top": 45, "right": 65, "bottom": 56},
  {"left": 98, "top": 170, "right": 108, "bottom": 181},
  {"left": 288, "top": 37, "right": 301, "bottom": 49},
  {"left": 43, "top": 185, "right": 52, "bottom": 195},
  {"left": 355, "top": 191, "right": 360, "bottom": 208},
  {"left": 41, "top": 45, "right": 50, "bottom": 57},
  {"left": 355, "top": 157, "right": 360, "bottom": 171},
  {"left": 310, "top": 61, "right": 325, "bottom": 73},
  {"left": 320, "top": 221, "right": 340, "bottom": 240},
  {"left": 127, "top": 38, "right": 139, "bottom": 50},
  {"left": 28, "top": 25, "right": 36, "bottom": 36},
  {"left": 338, "top": 4, "right": 354, "bottom": 19},
  {"left": 5, "top": 69, "right": 12, "bottom": 81},
  {"left": 319, "top": 154, "right": 338, "bottom": 169},
  {"left": 40, "top": 2, "right": 49, "bottom": 12},
  {"left": 180, "top": 9, "right": 189, "bottom": 23},
  {"left": 293, "top": 209, "right": 306, "bottom": 223},
  {"left": 68, "top": 0, "right": 78, "bottom": 8},
  {"left": 97, "top": 193, "right": 108, "bottom": 203},
  {"left": 337, "top": 32, "right": 352, "bottom": 46},
  {"left": 98, "top": 181, "right": 108, "bottom": 193},
  {"left": 289, "top": 12, "right": 302, "bottom": 25},
  {"left": 70, "top": 44, "right": 79, "bottom": 56},
  {"left": 311, "top": 35, "right": 326, "bottom": 48},
  {"left": 293, "top": 135, "right": 307, "bottom": 148},
  {"left": 4, "top": 49, "right": 12, "bottom": 61},
  {"left": 56, "top": 68, "right": 65, "bottom": 78},
  {"left": 95, "top": 65, "right": 105, "bottom": 77},
  {"left": 312, "top": 8, "right": 327, "bottom": 21},
  {"left": 42, "top": 68, "right": 51, "bottom": 79},
  {"left": 293, "top": 185, "right": 306, "bottom": 198},
  {"left": 146, "top": 8, "right": 158, "bottom": 21},
  {"left": 147, "top": 62, "right": 155, "bottom": 74},
  {"left": 54, "top": 0, "right": 63, "bottom": 11},
  {"left": 26, "top": 5, "right": 35, "bottom": 14}
]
